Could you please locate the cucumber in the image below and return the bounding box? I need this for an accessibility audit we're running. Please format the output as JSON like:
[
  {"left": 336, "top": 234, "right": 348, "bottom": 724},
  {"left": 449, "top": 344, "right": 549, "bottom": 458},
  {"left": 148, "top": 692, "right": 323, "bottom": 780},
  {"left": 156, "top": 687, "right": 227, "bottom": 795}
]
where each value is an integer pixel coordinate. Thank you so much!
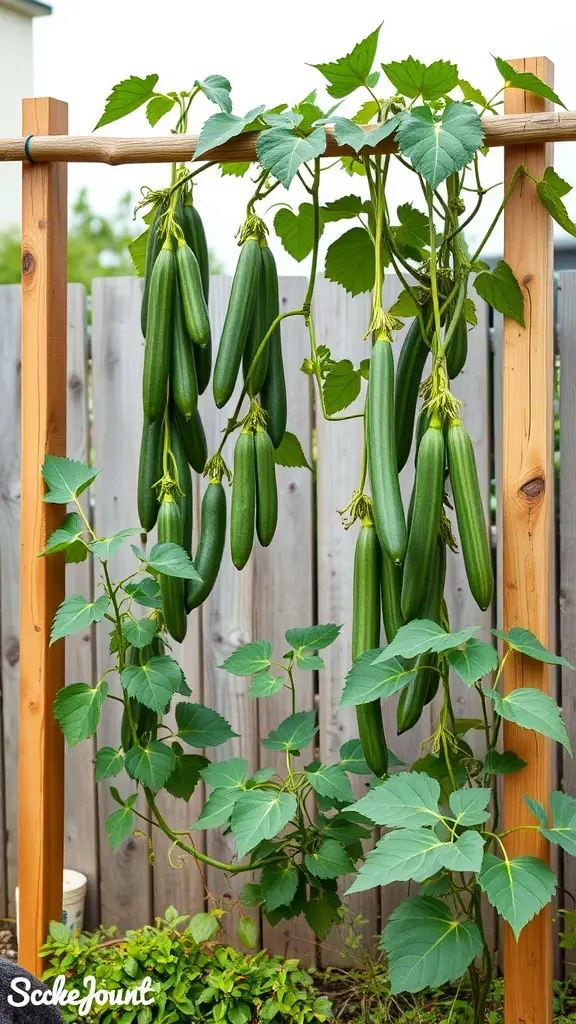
[
  {"left": 231, "top": 429, "right": 256, "bottom": 570},
  {"left": 255, "top": 426, "right": 278, "bottom": 547},
  {"left": 397, "top": 539, "right": 445, "bottom": 734},
  {"left": 381, "top": 553, "right": 404, "bottom": 643},
  {"left": 401, "top": 419, "right": 445, "bottom": 621},
  {"left": 175, "top": 241, "right": 210, "bottom": 347},
  {"left": 170, "top": 416, "right": 193, "bottom": 556},
  {"left": 140, "top": 203, "right": 164, "bottom": 338},
  {"left": 213, "top": 237, "right": 261, "bottom": 408},
  {"left": 177, "top": 408, "right": 208, "bottom": 474},
  {"left": 193, "top": 342, "right": 212, "bottom": 397},
  {"left": 137, "top": 416, "right": 163, "bottom": 532},
  {"left": 143, "top": 242, "right": 175, "bottom": 421},
  {"left": 395, "top": 313, "right": 430, "bottom": 471},
  {"left": 260, "top": 246, "right": 286, "bottom": 448},
  {"left": 367, "top": 338, "right": 407, "bottom": 564},
  {"left": 447, "top": 418, "right": 493, "bottom": 611},
  {"left": 171, "top": 286, "right": 198, "bottom": 421},
  {"left": 186, "top": 480, "right": 227, "bottom": 611},
  {"left": 446, "top": 315, "right": 468, "bottom": 379},
  {"left": 157, "top": 496, "right": 187, "bottom": 643},
  {"left": 122, "top": 644, "right": 160, "bottom": 750},
  {"left": 243, "top": 246, "right": 269, "bottom": 396},
  {"left": 182, "top": 199, "right": 210, "bottom": 301},
  {"left": 353, "top": 520, "right": 388, "bottom": 778}
]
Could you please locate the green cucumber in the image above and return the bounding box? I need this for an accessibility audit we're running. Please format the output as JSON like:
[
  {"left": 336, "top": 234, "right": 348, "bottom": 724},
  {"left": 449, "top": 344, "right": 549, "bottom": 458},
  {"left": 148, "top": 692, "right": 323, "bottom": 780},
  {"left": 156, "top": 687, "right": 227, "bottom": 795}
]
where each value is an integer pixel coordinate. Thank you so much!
[
  {"left": 140, "top": 203, "right": 164, "bottom": 338},
  {"left": 446, "top": 418, "right": 494, "bottom": 611},
  {"left": 143, "top": 242, "right": 175, "bottom": 421},
  {"left": 395, "top": 312, "right": 430, "bottom": 471},
  {"left": 381, "top": 553, "right": 405, "bottom": 643},
  {"left": 255, "top": 426, "right": 278, "bottom": 547},
  {"left": 397, "top": 539, "right": 445, "bottom": 734},
  {"left": 446, "top": 315, "right": 468, "bottom": 379},
  {"left": 243, "top": 248, "right": 269, "bottom": 397},
  {"left": 122, "top": 644, "right": 161, "bottom": 750},
  {"left": 367, "top": 338, "right": 407, "bottom": 564},
  {"left": 157, "top": 496, "right": 187, "bottom": 643},
  {"left": 186, "top": 480, "right": 227, "bottom": 611},
  {"left": 353, "top": 519, "right": 388, "bottom": 778},
  {"left": 231, "top": 429, "right": 256, "bottom": 570},
  {"left": 260, "top": 246, "right": 286, "bottom": 448},
  {"left": 177, "top": 408, "right": 208, "bottom": 474},
  {"left": 213, "top": 237, "right": 261, "bottom": 408},
  {"left": 401, "top": 419, "right": 445, "bottom": 621},
  {"left": 175, "top": 241, "right": 210, "bottom": 347},
  {"left": 170, "top": 416, "right": 193, "bottom": 557},
  {"left": 182, "top": 199, "right": 210, "bottom": 301},
  {"left": 171, "top": 287, "right": 198, "bottom": 421},
  {"left": 137, "top": 416, "right": 163, "bottom": 532}
]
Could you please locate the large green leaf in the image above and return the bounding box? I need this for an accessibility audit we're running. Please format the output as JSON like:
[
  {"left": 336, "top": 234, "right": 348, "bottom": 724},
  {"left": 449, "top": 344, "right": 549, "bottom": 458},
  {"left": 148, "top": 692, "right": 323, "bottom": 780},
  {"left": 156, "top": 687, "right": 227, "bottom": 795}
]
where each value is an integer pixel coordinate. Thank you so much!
[
  {"left": 261, "top": 711, "right": 318, "bottom": 753},
  {"left": 447, "top": 638, "right": 498, "bottom": 685},
  {"left": 347, "top": 828, "right": 485, "bottom": 894},
  {"left": 305, "top": 839, "right": 354, "bottom": 879},
  {"left": 340, "top": 651, "right": 415, "bottom": 707},
  {"left": 50, "top": 593, "right": 110, "bottom": 644},
  {"left": 95, "top": 74, "right": 159, "bottom": 129},
  {"left": 123, "top": 578, "right": 162, "bottom": 609},
  {"left": 147, "top": 543, "right": 202, "bottom": 581},
  {"left": 43, "top": 455, "right": 99, "bottom": 505},
  {"left": 285, "top": 623, "right": 341, "bottom": 653},
  {"left": 350, "top": 772, "right": 442, "bottom": 828},
  {"left": 440, "top": 830, "right": 486, "bottom": 873},
  {"left": 374, "top": 620, "right": 479, "bottom": 663},
  {"left": 88, "top": 529, "right": 139, "bottom": 561},
  {"left": 105, "top": 795, "right": 137, "bottom": 850},
  {"left": 273, "top": 431, "right": 311, "bottom": 469},
  {"left": 473, "top": 261, "right": 525, "bottom": 328},
  {"left": 40, "top": 513, "right": 86, "bottom": 561},
  {"left": 485, "top": 687, "right": 571, "bottom": 753},
  {"left": 247, "top": 672, "right": 284, "bottom": 698},
  {"left": 304, "top": 893, "right": 342, "bottom": 939},
  {"left": 187, "top": 912, "right": 220, "bottom": 943},
  {"left": 274, "top": 204, "right": 321, "bottom": 262},
  {"left": 200, "top": 757, "right": 248, "bottom": 791},
  {"left": 176, "top": 703, "right": 238, "bottom": 748},
  {"left": 326, "top": 115, "right": 401, "bottom": 153},
  {"left": 190, "top": 787, "right": 242, "bottom": 830},
  {"left": 339, "top": 738, "right": 372, "bottom": 774},
  {"left": 220, "top": 641, "right": 272, "bottom": 676},
  {"left": 492, "top": 626, "right": 575, "bottom": 670},
  {"left": 314, "top": 25, "right": 382, "bottom": 98},
  {"left": 484, "top": 750, "right": 527, "bottom": 776},
  {"left": 536, "top": 181, "right": 576, "bottom": 238},
  {"left": 164, "top": 750, "right": 208, "bottom": 802},
  {"left": 448, "top": 787, "right": 492, "bottom": 825},
  {"left": 382, "top": 57, "right": 458, "bottom": 101},
  {"left": 304, "top": 763, "right": 354, "bottom": 803},
  {"left": 195, "top": 74, "right": 232, "bottom": 114},
  {"left": 94, "top": 746, "right": 124, "bottom": 782},
  {"left": 260, "top": 861, "right": 299, "bottom": 911},
  {"left": 54, "top": 680, "right": 108, "bottom": 748},
  {"left": 323, "top": 360, "right": 362, "bottom": 415},
  {"left": 256, "top": 126, "right": 327, "bottom": 188},
  {"left": 478, "top": 852, "right": 556, "bottom": 939},
  {"left": 321, "top": 195, "right": 368, "bottom": 221},
  {"left": 194, "top": 106, "right": 265, "bottom": 159},
  {"left": 540, "top": 791, "right": 576, "bottom": 856},
  {"left": 396, "top": 103, "right": 484, "bottom": 188},
  {"left": 325, "top": 227, "right": 377, "bottom": 296},
  {"left": 121, "top": 655, "right": 185, "bottom": 714},
  {"left": 382, "top": 896, "right": 483, "bottom": 994},
  {"left": 145, "top": 95, "right": 175, "bottom": 128},
  {"left": 125, "top": 741, "right": 177, "bottom": 792},
  {"left": 123, "top": 618, "right": 158, "bottom": 650},
  {"left": 494, "top": 57, "right": 566, "bottom": 109},
  {"left": 231, "top": 790, "right": 297, "bottom": 858}
]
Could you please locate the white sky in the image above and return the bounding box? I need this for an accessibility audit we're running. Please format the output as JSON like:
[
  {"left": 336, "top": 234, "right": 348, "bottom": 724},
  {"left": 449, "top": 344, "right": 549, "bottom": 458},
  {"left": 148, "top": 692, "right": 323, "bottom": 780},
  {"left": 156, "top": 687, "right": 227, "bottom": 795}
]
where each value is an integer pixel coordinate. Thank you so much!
[{"left": 32, "top": 0, "right": 576, "bottom": 274}]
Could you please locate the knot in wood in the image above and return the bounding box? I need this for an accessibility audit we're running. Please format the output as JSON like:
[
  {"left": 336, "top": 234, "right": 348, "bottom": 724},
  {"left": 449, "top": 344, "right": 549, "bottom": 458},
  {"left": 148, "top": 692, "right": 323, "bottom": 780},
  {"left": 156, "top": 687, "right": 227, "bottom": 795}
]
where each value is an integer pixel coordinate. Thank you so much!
[
  {"left": 520, "top": 475, "right": 545, "bottom": 501},
  {"left": 22, "top": 251, "right": 35, "bottom": 275},
  {"left": 68, "top": 372, "right": 82, "bottom": 394},
  {"left": 4, "top": 636, "right": 19, "bottom": 667}
]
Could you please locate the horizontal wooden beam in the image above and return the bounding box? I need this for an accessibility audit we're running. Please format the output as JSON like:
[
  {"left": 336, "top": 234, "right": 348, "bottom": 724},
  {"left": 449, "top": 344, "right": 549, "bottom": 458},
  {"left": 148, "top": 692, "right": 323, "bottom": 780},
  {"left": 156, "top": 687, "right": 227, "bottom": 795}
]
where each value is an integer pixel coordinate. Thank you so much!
[{"left": 0, "top": 108, "right": 575, "bottom": 165}]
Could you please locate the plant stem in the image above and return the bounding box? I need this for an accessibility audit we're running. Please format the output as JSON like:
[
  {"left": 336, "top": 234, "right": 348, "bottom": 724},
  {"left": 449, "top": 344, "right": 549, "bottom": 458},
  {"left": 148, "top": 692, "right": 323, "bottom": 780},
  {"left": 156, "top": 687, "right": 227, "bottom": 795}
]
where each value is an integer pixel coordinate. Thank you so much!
[{"left": 470, "top": 165, "right": 525, "bottom": 262}]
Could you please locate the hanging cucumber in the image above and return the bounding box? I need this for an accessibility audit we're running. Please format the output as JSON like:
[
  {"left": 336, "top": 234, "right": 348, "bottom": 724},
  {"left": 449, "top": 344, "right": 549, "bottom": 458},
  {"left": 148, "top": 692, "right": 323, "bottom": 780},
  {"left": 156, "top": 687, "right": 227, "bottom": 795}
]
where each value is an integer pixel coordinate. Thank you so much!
[
  {"left": 170, "top": 415, "right": 193, "bottom": 557},
  {"left": 401, "top": 417, "right": 445, "bottom": 621},
  {"left": 260, "top": 246, "right": 286, "bottom": 448},
  {"left": 182, "top": 199, "right": 212, "bottom": 394},
  {"left": 255, "top": 426, "right": 278, "bottom": 547},
  {"left": 121, "top": 644, "right": 160, "bottom": 751},
  {"left": 381, "top": 553, "right": 405, "bottom": 644},
  {"left": 231, "top": 428, "right": 256, "bottom": 570},
  {"left": 397, "top": 539, "right": 446, "bottom": 735},
  {"left": 143, "top": 240, "right": 175, "bottom": 421},
  {"left": 140, "top": 203, "right": 164, "bottom": 338},
  {"left": 446, "top": 417, "right": 493, "bottom": 610},
  {"left": 186, "top": 479, "right": 227, "bottom": 611},
  {"left": 137, "top": 416, "right": 163, "bottom": 532},
  {"left": 175, "top": 240, "right": 210, "bottom": 347},
  {"left": 395, "top": 312, "right": 430, "bottom": 472},
  {"left": 177, "top": 408, "right": 208, "bottom": 474},
  {"left": 213, "top": 237, "right": 261, "bottom": 408},
  {"left": 157, "top": 496, "right": 187, "bottom": 643},
  {"left": 367, "top": 337, "right": 407, "bottom": 564},
  {"left": 243, "top": 247, "right": 269, "bottom": 397},
  {"left": 445, "top": 315, "right": 468, "bottom": 379},
  {"left": 353, "top": 518, "right": 388, "bottom": 778},
  {"left": 171, "top": 286, "right": 198, "bottom": 421}
]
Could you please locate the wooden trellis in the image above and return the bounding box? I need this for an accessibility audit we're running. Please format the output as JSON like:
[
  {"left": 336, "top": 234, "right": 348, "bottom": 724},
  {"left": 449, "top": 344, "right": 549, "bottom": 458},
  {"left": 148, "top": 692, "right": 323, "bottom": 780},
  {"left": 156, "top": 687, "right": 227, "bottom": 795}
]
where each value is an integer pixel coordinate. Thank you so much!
[{"left": 0, "top": 54, "right": 563, "bottom": 1024}]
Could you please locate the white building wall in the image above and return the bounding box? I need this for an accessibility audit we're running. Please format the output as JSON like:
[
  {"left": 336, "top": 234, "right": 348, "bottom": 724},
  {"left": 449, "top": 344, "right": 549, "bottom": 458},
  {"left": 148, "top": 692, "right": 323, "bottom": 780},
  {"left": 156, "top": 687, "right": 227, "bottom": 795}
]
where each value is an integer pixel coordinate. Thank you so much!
[{"left": 0, "top": 8, "right": 34, "bottom": 230}]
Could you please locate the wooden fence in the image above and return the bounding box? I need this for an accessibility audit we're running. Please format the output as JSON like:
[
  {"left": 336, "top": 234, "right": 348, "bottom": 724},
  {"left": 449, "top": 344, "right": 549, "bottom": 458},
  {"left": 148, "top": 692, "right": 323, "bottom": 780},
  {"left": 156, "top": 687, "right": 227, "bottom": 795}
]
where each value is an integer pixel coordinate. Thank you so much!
[{"left": 0, "top": 271, "right": 575, "bottom": 967}]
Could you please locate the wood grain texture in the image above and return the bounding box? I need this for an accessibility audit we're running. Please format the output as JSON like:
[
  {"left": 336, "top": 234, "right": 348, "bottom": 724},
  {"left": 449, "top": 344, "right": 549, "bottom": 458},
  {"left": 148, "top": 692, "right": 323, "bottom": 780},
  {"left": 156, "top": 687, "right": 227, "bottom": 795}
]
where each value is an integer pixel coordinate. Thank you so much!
[
  {"left": 502, "top": 58, "right": 555, "bottom": 1024},
  {"left": 18, "top": 97, "right": 68, "bottom": 976}
]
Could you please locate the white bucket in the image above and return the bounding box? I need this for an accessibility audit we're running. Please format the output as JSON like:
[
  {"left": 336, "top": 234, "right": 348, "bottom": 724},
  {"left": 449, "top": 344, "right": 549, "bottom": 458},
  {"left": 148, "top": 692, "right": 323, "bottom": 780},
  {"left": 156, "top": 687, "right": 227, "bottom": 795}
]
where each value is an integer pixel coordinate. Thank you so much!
[{"left": 16, "top": 869, "right": 88, "bottom": 940}]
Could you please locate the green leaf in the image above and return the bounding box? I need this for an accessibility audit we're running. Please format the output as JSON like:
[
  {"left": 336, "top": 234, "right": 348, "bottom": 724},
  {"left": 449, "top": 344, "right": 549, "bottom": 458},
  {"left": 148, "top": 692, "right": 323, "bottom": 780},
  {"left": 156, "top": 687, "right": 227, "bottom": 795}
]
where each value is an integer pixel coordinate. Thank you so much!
[
  {"left": 388, "top": 290, "right": 419, "bottom": 318},
  {"left": 95, "top": 74, "right": 159, "bottom": 129},
  {"left": 294, "top": 653, "right": 325, "bottom": 671},
  {"left": 95, "top": 746, "right": 124, "bottom": 782},
  {"left": 382, "top": 57, "right": 458, "bottom": 101},
  {"left": 493, "top": 626, "right": 575, "bottom": 669},
  {"left": 494, "top": 57, "right": 566, "bottom": 109},
  {"left": 247, "top": 672, "right": 284, "bottom": 698},
  {"left": 123, "top": 578, "right": 162, "bottom": 609},
  {"left": 323, "top": 360, "right": 362, "bottom": 415},
  {"left": 274, "top": 204, "right": 321, "bottom": 262},
  {"left": 261, "top": 711, "right": 318, "bottom": 753},
  {"left": 540, "top": 791, "right": 576, "bottom": 855},
  {"left": 447, "top": 638, "right": 498, "bottom": 685},
  {"left": 239, "top": 883, "right": 263, "bottom": 907},
  {"left": 128, "top": 229, "right": 149, "bottom": 276},
  {"left": 125, "top": 741, "right": 177, "bottom": 792},
  {"left": 88, "top": 528, "right": 140, "bottom": 561},
  {"left": 50, "top": 593, "right": 109, "bottom": 645},
  {"left": 485, "top": 750, "right": 527, "bottom": 776},
  {"left": 122, "top": 655, "right": 185, "bottom": 714},
  {"left": 220, "top": 640, "right": 272, "bottom": 677},
  {"left": 54, "top": 680, "right": 108, "bottom": 747},
  {"left": 474, "top": 261, "right": 525, "bottom": 327},
  {"left": 314, "top": 25, "right": 382, "bottom": 98},
  {"left": 220, "top": 161, "right": 251, "bottom": 178},
  {"left": 187, "top": 912, "right": 220, "bottom": 943},
  {"left": 441, "top": 831, "right": 486, "bottom": 873},
  {"left": 147, "top": 542, "right": 202, "bottom": 581},
  {"left": 285, "top": 623, "right": 341, "bottom": 653},
  {"left": 190, "top": 787, "right": 242, "bottom": 830},
  {"left": 537, "top": 180, "right": 576, "bottom": 238},
  {"left": 176, "top": 703, "right": 238, "bottom": 748},
  {"left": 325, "top": 226, "right": 376, "bottom": 296},
  {"left": 458, "top": 79, "right": 493, "bottom": 109},
  {"left": 164, "top": 751, "right": 208, "bottom": 802},
  {"left": 374, "top": 619, "right": 479, "bottom": 663},
  {"left": 40, "top": 513, "right": 86, "bottom": 559},
  {"left": 382, "top": 896, "right": 483, "bottom": 994},
  {"left": 396, "top": 102, "right": 484, "bottom": 188},
  {"left": 485, "top": 687, "right": 571, "bottom": 753},
  {"left": 463, "top": 297, "right": 478, "bottom": 326},
  {"left": 350, "top": 771, "right": 442, "bottom": 828},
  {"left": 231, "top": 790, "right": 297, "bottom": 859},
  {"left": 42, "top": 455, "right": 99, "bottom": 505},
  {"left": 339, "top": 738, "right": 374, "bottom": 774},
  {"left": 260, "top": 861, "right": 299, "bottom": 911},
  {"left": 237, "top": 915, "right": 257, "bottom": 948},
  {"left": 353, "top": 99, "right": 380, "bottom": 124},
  {"left": 340, "top": 651, "right": 415, "bottom": 707},
  {"left": 543, "top": 166, "right": 571, "bottom": 197},
  {"left": 123, "top": 618, "right": 158, "bottom": 650},
  {"left": 305, "top": 839, "right": 354, "bottom": 880},
  {"left": 304, "top": 763, "right": 354, "bottom": 803},
  {"left": 449, "top": 787, "right": 492, "bottom": 825},
  {"left": 394, "top": 203, "right": 430, "bottom": 252},
  {"left": 525, "top": 795, "right": 548, "bottom": 826},
  {"left": 324, "top": 115, "right": 401, "bottom": 153},
  {"left": 201, "top": 757, "right": 248, "bottom": 791},
  {"left": 321, "top": 194, "right": 367, "bottom": 221},
  {"left": 479, "top": 852, "right": 556, "bottom": 939},
  {"left": 194, "top": 105, "right": 265, "bottom": 159},
  {"left": 304, "top": 893, "right": 341, "bottom": 939},
  {"left": 105, "top": 796, "right": 137, "bottom": 850},
  {"left": 347, "top": 829, "right": 445, "bottom": 892},
  {"left": 274, "top": 431, "right": 311, "bottom": 469},
  {"left": 195, "top": 75, "right": 232, "bottom": 114},
  {"left": 256, "top": 126, "right": 327, "bottom": 188},
  {"left": 146, "top": 95, "right": 175, "bottom": 127}
]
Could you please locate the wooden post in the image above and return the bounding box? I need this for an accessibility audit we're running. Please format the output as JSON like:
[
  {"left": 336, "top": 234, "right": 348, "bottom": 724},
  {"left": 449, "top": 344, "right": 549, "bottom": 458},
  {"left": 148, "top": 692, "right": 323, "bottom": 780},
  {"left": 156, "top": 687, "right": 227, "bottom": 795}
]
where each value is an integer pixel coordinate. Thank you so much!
[
  {"left": 502, "top": 59, "right": 554, "bottom": 1024},
  {"left": 18, "top": 98, "right": 68, "bottom": 976}
]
